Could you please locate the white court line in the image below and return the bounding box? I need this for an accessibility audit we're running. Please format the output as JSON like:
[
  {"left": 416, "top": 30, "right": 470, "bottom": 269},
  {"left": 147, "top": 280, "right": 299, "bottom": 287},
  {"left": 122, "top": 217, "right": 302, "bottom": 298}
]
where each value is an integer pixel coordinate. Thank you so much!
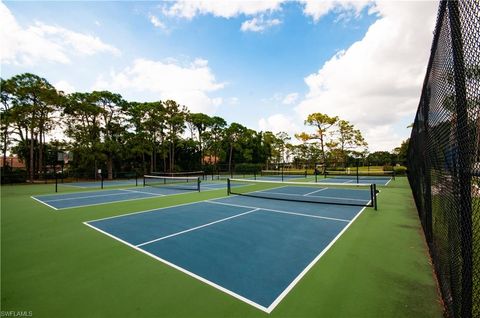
[
  {"left": 201, "top": 184, "right": 226, "bottom": 189},
  {"left": 37, "top": 186, "right": 224, "bottom": 211},
  {"left": 325, "top": 178, "right": 356, "bottom": 184},
  {"left": 84, "top": 195, "right": 364, "bottom": 313},
  {"left": 136, "top": 208, "right": 259, "bottom": 247},
  {"left": 206, "top": 200, "right": 350, "bottom": 223},
  {"left": 30, "top": 196, "right": 59, "bottom": 210},
  {"left": 303, "top": 188, "right": 328, "bottom": 196},
  {"left": 266, "top": 204, "right": 368, "bottom": 312},
  {"left": 83, "top": 189, "right": 380, "bottom": 313},
  {"left": 35, "top": 187, "right": 122, "bottom": 198},
  {"left": 85, "top": 195, "right": 230, "bottom": 223},
  {"left": 39, "top": 190, "right": 146, "bottom": 202},
  {"left": 120, "top": 188, "right": 165, "bottom": 196},
  {"left": 247, "top": 185, "right": 289, "bottom": 195},
  {"left": 59, "top": 183, "right": 88, "bottom": 188},
  {"left": 83, "top": 221, "right": 270, "bottom": 313},
  {"left": 229, "top": 178, "right": 372, "bottom": 187},
  {"left": 249, "top": 191, "right": 369, "bottom": 203}
]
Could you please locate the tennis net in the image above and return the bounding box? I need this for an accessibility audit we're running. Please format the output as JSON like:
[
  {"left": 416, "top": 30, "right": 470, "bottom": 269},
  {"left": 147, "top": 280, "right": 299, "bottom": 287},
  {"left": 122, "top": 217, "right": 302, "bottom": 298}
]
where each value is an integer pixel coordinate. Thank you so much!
[
  {"left": 324, "top": 171, "right": 395, "bottom": 180},
  {"left": 260, "top": 170, "right": 307, "bottom": 178},
  {"left": 150, "top": 171, "right": 205, "bottom": 179},
  {"left": 227, "top": 178, "right": 377, "bottom": 209},
  {"left": 143, "top": 175, "right": 201, "bottom": 191}
]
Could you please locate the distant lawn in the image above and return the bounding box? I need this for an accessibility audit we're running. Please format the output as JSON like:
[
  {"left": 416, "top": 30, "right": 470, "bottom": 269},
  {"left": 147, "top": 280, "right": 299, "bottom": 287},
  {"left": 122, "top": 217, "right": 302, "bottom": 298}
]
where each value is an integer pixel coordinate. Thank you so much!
[{"left": 1, "top": 178, "right": 443, "bottom": 318}]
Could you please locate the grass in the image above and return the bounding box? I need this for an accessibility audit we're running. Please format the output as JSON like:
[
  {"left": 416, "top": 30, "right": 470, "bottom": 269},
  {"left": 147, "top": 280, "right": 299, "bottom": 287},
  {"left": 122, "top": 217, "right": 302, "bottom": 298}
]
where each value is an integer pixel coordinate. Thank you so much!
[{"left": 1, "top": 178, "right": 443, "bottom": 317}]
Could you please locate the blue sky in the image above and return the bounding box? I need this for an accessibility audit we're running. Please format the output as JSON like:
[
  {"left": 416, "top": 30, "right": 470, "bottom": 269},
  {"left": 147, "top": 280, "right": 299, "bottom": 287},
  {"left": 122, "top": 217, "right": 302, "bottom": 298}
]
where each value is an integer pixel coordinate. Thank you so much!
[{"left": 1, "top": 1, "right": 439, "bottom": 151}]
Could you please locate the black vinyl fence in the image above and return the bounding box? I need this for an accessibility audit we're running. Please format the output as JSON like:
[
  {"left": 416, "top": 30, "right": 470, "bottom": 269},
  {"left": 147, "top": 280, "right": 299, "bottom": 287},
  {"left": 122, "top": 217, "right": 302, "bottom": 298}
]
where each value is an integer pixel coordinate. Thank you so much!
[{"left": 407, "top": 1, "right": 479, "bottom": 317}]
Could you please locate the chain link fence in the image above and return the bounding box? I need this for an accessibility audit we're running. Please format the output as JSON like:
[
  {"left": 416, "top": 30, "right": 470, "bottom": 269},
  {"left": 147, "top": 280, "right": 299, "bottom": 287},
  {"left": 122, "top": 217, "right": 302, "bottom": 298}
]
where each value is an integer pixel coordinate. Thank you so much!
[{"left": 407, "top": 1, "right": 479, "bottom": 317}]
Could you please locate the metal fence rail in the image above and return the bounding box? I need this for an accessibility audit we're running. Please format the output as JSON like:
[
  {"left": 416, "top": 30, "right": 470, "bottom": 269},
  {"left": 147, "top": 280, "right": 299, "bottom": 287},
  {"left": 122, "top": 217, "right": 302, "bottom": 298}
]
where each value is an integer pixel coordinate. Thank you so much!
[{"left": 407, "top": 1, "right": 479, "bottom": 317}]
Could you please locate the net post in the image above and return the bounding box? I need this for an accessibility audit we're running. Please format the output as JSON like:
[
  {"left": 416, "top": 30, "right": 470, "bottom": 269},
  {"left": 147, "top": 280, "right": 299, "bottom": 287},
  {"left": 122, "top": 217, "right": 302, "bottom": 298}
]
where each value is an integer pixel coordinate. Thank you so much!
[
  {"left": 254, "top": 171, "right": 256, "bottom": 180},
  {"left": 101, "top": 174, "right": 104, "bottom": 189},
  {"left": 55, "top": 166, "right": 58, "bottom": 193},
  {"left": 356, "top": 160, "right": 360, "bottom": 184},
  {"left": 61, "top": 161, "right": 64, "bottom": 183},
  {"left": 392, "top": 169, "right": 396, "bottom": 180},
  {"left": 370, "top": 183, "right": 373, "bottom": 207},
  {"left": 143, "top": 175, "right": 146, "bottom": 187},
  {"left": 373, "top": 184, "right": 377, "bottom": 210},
  {"left": 227, "top": 178, "right": 231, "bottom": 195},
  {"left": 135, "top": 172, "right": 138, "bottom": 187}
]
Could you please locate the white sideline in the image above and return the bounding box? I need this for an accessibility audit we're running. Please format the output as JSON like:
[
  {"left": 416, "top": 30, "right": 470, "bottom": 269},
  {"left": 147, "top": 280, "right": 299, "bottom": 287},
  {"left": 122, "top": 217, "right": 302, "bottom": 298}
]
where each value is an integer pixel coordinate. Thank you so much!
[
  {"left": 83, "top": 221, "right": 270, "bottom": 313},
  {"left": 136, "top": 208, "right": 259, "bottom": 247},
  {"left": 40, "top": 189, "right": 159, "bottom": 202},
  {"left": 32, "top": 186, "right": 224, "bottom": 211},
  {"left": 83, "top": 189, "right": 381, "bottom": 313},
  {"left": 266, "top": 205, "right": 368, "bottom": 312},
  {"left": 30, "top": 196, "right": 59, "bottom": 210},
  {"left": 303, "top": 188, "right": 328, "bottom": 196},
  {"left": 229, "top": 178, "right": 372, "bottom": 187},
  {"left": 206, "top": 200, "right": 350, "bottom": 223},
  {"left": 246, "top": 190, "right": 369, "bottom": 203},
  {"left": 120, "top": 188, "right": 165, "bottom": 196}
]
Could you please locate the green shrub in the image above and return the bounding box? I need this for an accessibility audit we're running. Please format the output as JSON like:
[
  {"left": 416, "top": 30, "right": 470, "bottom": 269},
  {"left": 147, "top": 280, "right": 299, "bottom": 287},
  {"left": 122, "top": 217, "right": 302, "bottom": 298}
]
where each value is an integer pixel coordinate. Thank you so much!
[
  {"left": 394, "top": 166, "right": 407, "bottom": 175},
  {"left": 235, "top": 163, "right": 263, "bottom": 173},
  {"left": 0, "top": 168, "right": 27, "bottom": 184},
  {"left": 327, "top": 167, "right": 347, "bottom": 171}
]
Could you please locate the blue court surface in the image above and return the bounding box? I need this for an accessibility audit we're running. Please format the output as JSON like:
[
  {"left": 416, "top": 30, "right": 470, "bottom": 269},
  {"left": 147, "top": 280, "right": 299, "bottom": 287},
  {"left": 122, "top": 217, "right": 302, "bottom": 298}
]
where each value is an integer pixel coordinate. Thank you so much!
[
  {"left": 32, "top": 182, "right": 229, "bottom": 210},
  {"left": 61, "top": 179, "right": 138, "bottom": 188},
  {"left": 256, "top": 175, "right": 308, "bottom": 181},
  {"left": 84, "top": 192, "right": 369, "bottom": 313},
  {"left": 322, "top": 176, "right": 391, "bottom": 186}
]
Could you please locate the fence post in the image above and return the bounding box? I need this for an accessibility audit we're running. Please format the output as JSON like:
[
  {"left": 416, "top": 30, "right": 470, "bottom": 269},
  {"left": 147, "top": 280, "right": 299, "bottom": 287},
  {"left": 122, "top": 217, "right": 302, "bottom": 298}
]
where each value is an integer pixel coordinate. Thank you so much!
[
  {"left": 448, "top": 1, "right": 472, "bottom": 317},
  {"left": 422, "top": 88, "right": 433, "bottom": 246}
]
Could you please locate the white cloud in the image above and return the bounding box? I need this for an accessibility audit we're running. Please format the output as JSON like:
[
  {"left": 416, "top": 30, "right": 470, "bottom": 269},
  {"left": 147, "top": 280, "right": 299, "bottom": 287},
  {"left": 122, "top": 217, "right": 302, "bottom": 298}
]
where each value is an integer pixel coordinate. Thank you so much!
[
  {"left": 295, "top": 1, "right": 438, "bottom": 151},
  {"left": 241, "top": 15, "right": 281, "bottom": 32},
  {"left": 162, "top": 0, "right": 374, "bottom": 21},
  {"left": 93, "top": 58, "right": 225, "bottom": 114},
  {"left": 161, "top": 1, "right": 380, "bottom": 33},
  {"left": 258, "top": 113, "right": 301, "bottom": 137},
  {"left": 261, "top": 93, "right": 282, "bottom": 103},
  {"left": 163, "top": 0, "right": 283, "bottom": 19},
  {"left": 149, "top": 14, "right": 167, "bottom": 30},
  {"left": 228, "top": 97, "right": 239, "bottom": 105},
  {"left": 54, "top": 80, "right": 75, "bottom": 94},
  {"left": 0, "top": 2, "right": 120, "bottom": 66},
  {"left": 300, "top": 0, "right": 373, "bottom": 22},
  {"left": 364, "top": 124, "right": 404, "bottom": 153},
  {"left": 282, "top": 92, "right": 299, "bottom": 105}
]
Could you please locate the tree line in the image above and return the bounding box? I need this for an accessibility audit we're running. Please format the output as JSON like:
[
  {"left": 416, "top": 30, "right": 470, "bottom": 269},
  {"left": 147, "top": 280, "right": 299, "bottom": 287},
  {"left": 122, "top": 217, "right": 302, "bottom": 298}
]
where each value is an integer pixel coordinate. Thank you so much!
[{"left": 0, "top": 73, "right": 407, "bottom": 181}]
